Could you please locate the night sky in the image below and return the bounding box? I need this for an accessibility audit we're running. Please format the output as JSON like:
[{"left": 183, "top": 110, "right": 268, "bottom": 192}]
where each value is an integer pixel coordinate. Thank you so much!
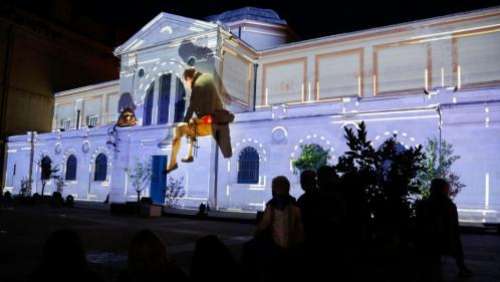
[{"left": 9, "top": 0, "right": 500, "bottom": 46}]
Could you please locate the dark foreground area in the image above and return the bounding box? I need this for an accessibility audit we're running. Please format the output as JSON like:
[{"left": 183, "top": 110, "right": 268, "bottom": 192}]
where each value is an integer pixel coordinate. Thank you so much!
[{"left": 0, "top": 206, "right": 499, "bottom": 282}]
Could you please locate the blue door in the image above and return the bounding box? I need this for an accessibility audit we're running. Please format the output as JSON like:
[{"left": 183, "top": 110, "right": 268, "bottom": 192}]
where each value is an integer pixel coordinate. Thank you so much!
[{"left": 150, "top": 156, "right": 167, "bottom": 205}]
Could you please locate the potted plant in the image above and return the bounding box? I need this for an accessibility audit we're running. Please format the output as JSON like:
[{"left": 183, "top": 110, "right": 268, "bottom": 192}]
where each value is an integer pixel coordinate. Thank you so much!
[
  {"left": 165, "top": 176, "right": 186, "bottom": 209},
  {"left": 292, "top": 143, "right": 330, "bottom": 173},
  {"left": 38, "top": 155, "right": 59, "bottom": 198},
  {"left": 126, "top": 159, "right": 156, "bottom": 216}
]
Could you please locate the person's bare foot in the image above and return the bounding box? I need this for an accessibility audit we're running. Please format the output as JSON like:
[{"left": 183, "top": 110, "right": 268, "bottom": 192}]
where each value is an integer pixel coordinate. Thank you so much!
[
  {"left": 181, "top": 156, "right": 194, "bottom": 163},
  {"left": 165, "top": 163, "right": 178, "bottom": 174}
]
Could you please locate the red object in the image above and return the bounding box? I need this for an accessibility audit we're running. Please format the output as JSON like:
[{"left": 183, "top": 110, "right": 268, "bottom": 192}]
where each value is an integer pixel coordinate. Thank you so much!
[{"left": 201, "top": 115, "right": 212, "bottom": 124}]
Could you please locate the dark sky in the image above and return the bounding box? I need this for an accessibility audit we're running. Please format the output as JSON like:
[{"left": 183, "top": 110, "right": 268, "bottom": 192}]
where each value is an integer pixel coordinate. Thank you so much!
[{"left": 10, "top": 0, "right": 500, "bottom": 46}]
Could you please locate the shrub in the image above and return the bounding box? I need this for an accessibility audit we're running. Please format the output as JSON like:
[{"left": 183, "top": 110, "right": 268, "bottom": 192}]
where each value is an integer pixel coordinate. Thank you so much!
[
  {"left": 65, "top": 195, "right": 75, "bottom": 207},
  {"left": 336, "top": 122, "right": 425, "bottom": 240},
  {"left": 292, "top": 143, "right": 330, "bottom": 172},
  {"left": 140, "top": 197, "right": 153, "bottom": 205},
  {"left": 51, "top": 192, "right": 64, "bottom": 207},
  {"left": 416, "top": 137, "right": 464, "bottom": 198},
  {"left": 32, "top": 193, "right": 41, "bottom": 204}
]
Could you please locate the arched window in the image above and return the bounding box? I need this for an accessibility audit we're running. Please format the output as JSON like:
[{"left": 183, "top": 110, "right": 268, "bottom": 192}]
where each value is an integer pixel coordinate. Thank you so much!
[
  {"left": 94, "top": 154, "right": 107, "bottom": 181},
  {"left": 65, "top": 155, "right": 77, "bottom": 181},
  {"left": 41, "top": 156, "right": 52, "bottom": 180},
  {"left": 157, "top": 74, "right": 171, "bottom": 124},
  {"left": 143, "top": 83, "right": 154, "bottom": 126},
  {"left": 237, "top": 147, "right": 259, "bottom": 184},
  {"left": 174, "top": 77, "right": 186, "bottom": 123},
  {"left": 118, "top": 92, "right": 135, "bottom": 113}
]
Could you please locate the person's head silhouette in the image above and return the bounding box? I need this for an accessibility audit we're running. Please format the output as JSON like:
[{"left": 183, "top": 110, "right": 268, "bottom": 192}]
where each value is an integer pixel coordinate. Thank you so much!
[
  {"left": 41, "top": 229, "right": 87, "bottom": 271},
  {"left": 191, "top": 235, "right": 238, "bottom": 281},
  {"left": 430, "top": 178, "right": 450, "bottom": 198},
  {"left": 128, "top": 229, "right": 169, "bottom": 274},
  {"left": 317, "top": 165, "right": 338, "bottom": 192},
  {"left": 300, "top": 170, "right": 317, "bottom": 192},
  {"left": 272, "top": 176, "right": 290, "bottom": 198}
]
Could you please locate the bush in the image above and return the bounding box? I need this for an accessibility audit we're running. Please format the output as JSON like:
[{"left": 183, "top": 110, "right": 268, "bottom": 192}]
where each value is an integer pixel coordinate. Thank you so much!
[
  {"left": 416, "top": 137, "right": 464, "bottom": 198},
  {"left": 336, "top": 122, "right": 425, "bottom": 242},
  {"left": 32, "top": 193, "right": 41, "bottom": 204},
  {"left": 3, "top": 191, "right": 12, "bottom": 202},
  {"left": 140, "top": 197, "right": 153, "bottom": 205},
  {"left": 292, "top": 143, "right": 330, "bottom": 172},
  {"left": 65, "top": 195, "right": 75, "bottom": 207},
  {"left": 51, "top": 192, "right": 64, "bottom": 207}
]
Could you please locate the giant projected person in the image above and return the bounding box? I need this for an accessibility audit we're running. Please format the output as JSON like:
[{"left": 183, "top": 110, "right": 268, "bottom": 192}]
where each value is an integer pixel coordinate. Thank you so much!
[{"left": 165, "top": 67, "right": 234, "bottom": 173}]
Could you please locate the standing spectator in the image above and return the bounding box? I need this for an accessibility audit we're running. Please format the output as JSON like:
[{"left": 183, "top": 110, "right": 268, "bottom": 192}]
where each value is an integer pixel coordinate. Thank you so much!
[
  {"left": 257, "top": 176, "right": 304, "bottom": 249},
  {"left": 28, "top": 229, "right": 102, "bottom": 282},
  {"left": 416, "top": 178, "right": 472, "bottom": 281},
  {"left": 191, "top": 235, "right": 243, "bottom": 282},
  {"left": 247, "top": 176, "right": 304, "bottom": 281},
  {"left": 297, "top": 170, "right": 321, "bottom": 242},
  {"left": 116, "top": 229, "right": 187, "bottom": 282}
]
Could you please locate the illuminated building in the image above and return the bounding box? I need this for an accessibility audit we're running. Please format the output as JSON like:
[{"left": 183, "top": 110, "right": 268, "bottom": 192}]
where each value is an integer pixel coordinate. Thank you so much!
[{"left": 3, "top": 7, "right": 500, "bottom": 223}]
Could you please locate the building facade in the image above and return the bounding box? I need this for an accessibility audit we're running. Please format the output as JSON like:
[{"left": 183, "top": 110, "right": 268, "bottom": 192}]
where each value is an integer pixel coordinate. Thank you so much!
[{"left": 3, "top": 7, "right": 500, "bottom": 223}]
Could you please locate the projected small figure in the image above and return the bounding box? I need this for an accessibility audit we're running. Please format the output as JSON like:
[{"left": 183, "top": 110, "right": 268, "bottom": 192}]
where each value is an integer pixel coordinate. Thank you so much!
[{"left": 165, "top": 67, "right": 234, "bottom": 173}]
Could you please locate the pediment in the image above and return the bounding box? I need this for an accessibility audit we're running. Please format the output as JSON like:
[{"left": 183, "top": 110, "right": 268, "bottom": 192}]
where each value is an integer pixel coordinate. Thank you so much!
[{"left": 114, "top": 12, "right": 217, "bottom": 55}]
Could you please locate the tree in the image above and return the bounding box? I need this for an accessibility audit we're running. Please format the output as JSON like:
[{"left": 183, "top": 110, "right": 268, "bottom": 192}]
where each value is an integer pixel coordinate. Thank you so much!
[
  {"left": 165, "top": 176, "right": 185, "bottom": 208},
  {"left": 126, "top": 159, "right": 152, "bottom": 203},
  {"left": 53, "top": 175, "right": 66, "bottom": 194},
  {"left": 336, "top": 122, "right": 425, "bottom": 238},
  {"left": 19, "top": 177, "right": 32, "bottom": 197},
  {"left": 417, "top": 137, "right": 465, "bottom": 198},
  {"left": 292, "top": 143, "right": 330, "bottom": 173},
  {"left": 38, "top": 155, "right": 59, "bottom": 196}
]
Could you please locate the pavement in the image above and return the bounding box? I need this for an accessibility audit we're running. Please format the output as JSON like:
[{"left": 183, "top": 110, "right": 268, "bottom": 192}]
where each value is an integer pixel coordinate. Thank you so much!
[{"left": 0, "top": 205, "right": 499, "bottom": 282}]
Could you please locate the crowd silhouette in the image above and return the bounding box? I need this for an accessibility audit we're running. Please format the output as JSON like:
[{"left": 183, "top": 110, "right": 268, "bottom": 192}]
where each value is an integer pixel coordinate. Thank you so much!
[{"left": 27, "top": 170, "right": 471, "bottom": 282}]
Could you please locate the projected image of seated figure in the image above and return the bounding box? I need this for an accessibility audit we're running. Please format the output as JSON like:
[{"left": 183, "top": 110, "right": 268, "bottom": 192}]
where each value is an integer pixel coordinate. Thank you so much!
[{"left": 165, "top": 67, "right": 234, "bottom": 173}]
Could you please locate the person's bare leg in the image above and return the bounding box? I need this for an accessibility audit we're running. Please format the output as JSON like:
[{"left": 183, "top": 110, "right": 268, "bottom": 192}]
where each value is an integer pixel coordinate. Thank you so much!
[
  {"left": 182, "top": 123, "right": 212, "bottom": 162},
  {"left": 182, "top": 138, "right": 195, "bottom": 162},
  {"left": 166, "top": 123, "right": 193, "bottom": 172}
]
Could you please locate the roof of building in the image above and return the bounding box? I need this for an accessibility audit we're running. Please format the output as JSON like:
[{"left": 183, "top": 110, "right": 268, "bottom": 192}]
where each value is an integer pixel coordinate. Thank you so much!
[
  {"left": 54, "top": 80, "right": 119, "bottom": 97},
  {"left": 206, "top": 7, "right": 287, "bottom": 25}
]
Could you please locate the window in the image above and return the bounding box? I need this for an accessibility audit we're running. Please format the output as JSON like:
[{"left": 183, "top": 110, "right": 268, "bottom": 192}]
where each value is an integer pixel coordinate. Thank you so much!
[
  {"left": 174, "top": 77, "right": 186, "bottom": 122},
  {"left": 94, "top": 154, "right": 107, "bottom": 181},
  {"left": 86, "top": 115, "right": 99, "bottom": 128},
  {"left": 237, "top": 147, "right": 259, "bottom": 184},
  {"left": 60, "top": 119, "right": 71, "bottom": 131},
  {"left": 143, "top": 83, "right": 154, "bottom": 126},
  {"left": 157, "top": 74, "right": 171, "bottom": 124},
  {"left": 65, "top": 155, "right": 77, "bottom": 181}
]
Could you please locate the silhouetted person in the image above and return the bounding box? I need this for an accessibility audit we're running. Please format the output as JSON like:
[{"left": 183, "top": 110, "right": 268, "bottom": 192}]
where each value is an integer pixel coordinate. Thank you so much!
[
  {"left": 116, "top": 229, "right": 187, "bottom": 282},
  {"left": 317, "top": 165, "right": 344, "bottom": 234},
  {"left": 297, "top": 170, "right": 321, "bottom": 242},
  {"left": 191, "top": 235, "right": 242, "bottom": 282},
  {"left": 416, "top": 178, "right": 472, "bottom": 281},
  {"left": 196, "top": 202, "right": 208, "bottom": 218},
  {"left": 341, "top": 171, "right": 369, "bottom": 243},
  {"left": 246, "top": 176, "right": 303, "bottom": 281},
  {"left": 316, "top": 166, "right": 348, "bottom": 277},
  {"left": 257, "top": 176, "right": 304, "bottom": 249},
  {"left": 28, "top": 229, "right": 102, "bottom": 282}
]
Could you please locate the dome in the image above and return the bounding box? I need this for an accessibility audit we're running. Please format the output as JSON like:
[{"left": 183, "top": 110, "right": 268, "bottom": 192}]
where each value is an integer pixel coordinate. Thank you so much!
[{"left": 206, "top": 7, "right": 287, "bottom": 25}]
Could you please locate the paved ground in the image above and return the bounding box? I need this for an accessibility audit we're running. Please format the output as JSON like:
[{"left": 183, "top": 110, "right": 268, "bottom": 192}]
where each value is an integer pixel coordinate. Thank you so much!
[
  {"left": 0, "top": 206, "right": 253, "bottom": 282},
  {"left": 0, "top": 206, "right": 499, "bottom": 282}
]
